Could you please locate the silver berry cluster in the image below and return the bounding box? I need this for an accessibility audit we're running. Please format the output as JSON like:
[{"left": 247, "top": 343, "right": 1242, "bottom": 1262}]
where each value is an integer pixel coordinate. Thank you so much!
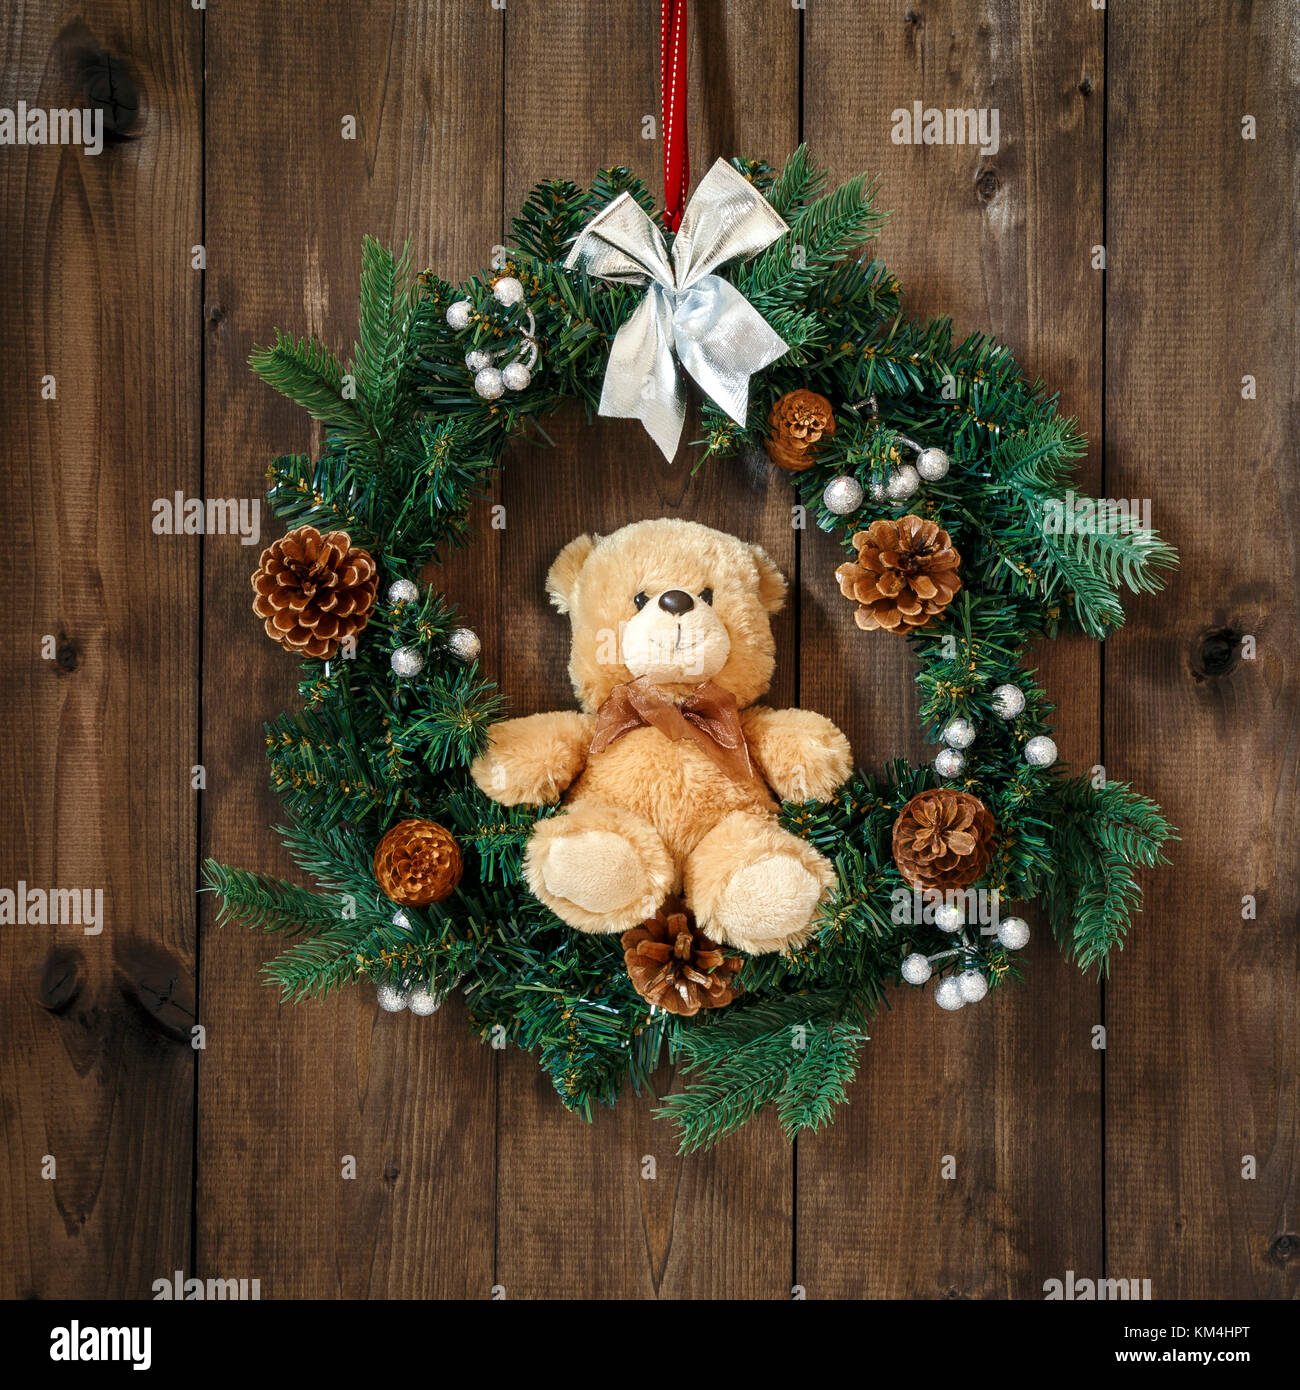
[
  {"left": 986, "top": 680, "right": 1057, "bottom": 768},
  {"left": 383, "top": 575, "right": 480, "bottom": 678},
  {"left": 389, "top": 625, "right": 481, "bottom": 678},
  {"left": 376, "top": 980, "right": 443, "bottom": 1016},
  {"left": 933, "top": 683, "right": 1055, "bottom": 776},
  {"left": 900, "top": 907, "right": 1031, "bottom": 1011},
  {"left": 933, "top": 715, "right": 977, "bottom": 779},
  {"left": 822, "top": 438, "right": 951, "bottom": 517},
  {"left": 445, "top": 252, "right": 541, "bottom": 400}
]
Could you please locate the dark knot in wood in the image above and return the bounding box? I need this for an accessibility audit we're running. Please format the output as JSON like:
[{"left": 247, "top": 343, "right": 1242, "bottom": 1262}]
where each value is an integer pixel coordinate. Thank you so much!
[
  {"left": 976, "top": 167, "right": 1000, "bottom": 204},
  {"left": 1192, "top": 626, "right": 1241, "bottom": 680},
  {"left": 78, "top": 51, "right": 139, "bottom": 138},
  {"left": 116, "top": 944, "right": 195, "bottom": 1042},
  {"left": 55, "top": 638, "right": 79, "bottom": 673},
  {"left": 38, "top": 947, "right": 85, "bottom": 1013}
]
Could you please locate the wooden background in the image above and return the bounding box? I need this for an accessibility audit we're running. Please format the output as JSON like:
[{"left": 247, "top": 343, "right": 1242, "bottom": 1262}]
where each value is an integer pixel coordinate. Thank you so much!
[{"left": 2, "top": 0, "right": 1296, "bottom": 1301}]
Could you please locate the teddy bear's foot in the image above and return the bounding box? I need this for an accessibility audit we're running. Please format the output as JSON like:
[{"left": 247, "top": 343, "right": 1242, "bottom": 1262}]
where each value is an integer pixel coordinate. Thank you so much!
[
  {"left": 524, "top": 800, "right": 674, "bottom": 934},
  {"left": 687, "top": 811, "right": 836, "bottom": 955}
]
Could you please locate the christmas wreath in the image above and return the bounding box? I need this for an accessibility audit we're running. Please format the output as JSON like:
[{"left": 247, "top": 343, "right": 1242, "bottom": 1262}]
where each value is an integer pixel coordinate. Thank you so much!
[{"left": 205, "top": 147, "right": 1176, "bottom": 1151}]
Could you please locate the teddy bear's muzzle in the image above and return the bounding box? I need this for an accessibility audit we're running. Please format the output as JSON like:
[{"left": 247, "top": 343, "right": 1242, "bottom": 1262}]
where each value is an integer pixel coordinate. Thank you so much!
[{"left": 620, "top": 601, "right": 731, "bottom": 684}]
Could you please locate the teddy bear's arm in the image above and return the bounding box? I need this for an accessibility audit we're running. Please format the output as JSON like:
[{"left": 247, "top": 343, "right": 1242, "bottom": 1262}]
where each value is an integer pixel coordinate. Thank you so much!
[
  {"left": 742, "top": 706, "right": 854, "bottom": 803},
  {"left": 469, "top": 710, "right": 596, "bottom": 807}
]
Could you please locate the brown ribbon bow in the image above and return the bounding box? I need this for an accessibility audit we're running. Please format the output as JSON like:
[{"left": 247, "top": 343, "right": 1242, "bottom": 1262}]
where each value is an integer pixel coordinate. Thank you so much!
[{"left": 590, "top": 675, "right": 755, "bottom": 783}]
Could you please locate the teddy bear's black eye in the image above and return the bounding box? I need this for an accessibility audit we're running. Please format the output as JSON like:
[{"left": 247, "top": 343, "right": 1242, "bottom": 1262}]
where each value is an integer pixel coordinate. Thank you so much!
[
  {"left": 699, "top": 587, "right": 714, "bottom": 605},
  {"left": 634, "top": 591, "right": 649, "bottom": 611}
]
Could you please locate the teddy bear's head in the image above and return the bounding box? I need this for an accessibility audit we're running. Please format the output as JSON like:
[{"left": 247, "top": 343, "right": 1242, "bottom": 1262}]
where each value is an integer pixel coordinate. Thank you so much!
[{"left": 544, "top": 518, "right": 787, "bottom": 711}]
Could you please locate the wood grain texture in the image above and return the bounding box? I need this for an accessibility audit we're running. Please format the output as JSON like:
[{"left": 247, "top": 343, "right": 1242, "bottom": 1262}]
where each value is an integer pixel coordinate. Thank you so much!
[
  {"left": 197, "top": 0, "right": 500, "bottom": 1299},
  {"left": 479, "top": 0, "right": 800, "bottom": 1299},
  {"left": 0, "top": 0, "right": 1292, "bottom": 1303},
  {"left": 0, "top": 1, "right": 200, "bottom": 1299},
  {"left": 797, "top": 0, "right": 1105, "bottom": 1298},
  {"left": 1105, "top": 0, "right": 1299, "bottom": 1299}
]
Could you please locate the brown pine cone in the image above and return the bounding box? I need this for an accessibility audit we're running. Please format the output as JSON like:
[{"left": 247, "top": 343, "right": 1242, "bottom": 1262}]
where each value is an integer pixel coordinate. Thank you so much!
[
  {"left": 374, "top": 819, "right": 463, "bottom": 905},
  {"left": 622, "top": 898, "right": 742, "bottom": 1017},
  {"left": 251, "top": 525, "right": 378, "bottom": 660},
  {"left": 892, "top": 789, "right": 996, "bottom": 891},
  {"left": 764, "top": 389, "right": 836, "bottom": 471},
  {"left": 835, "top": 515, "right": 961, "bottom": 632}
]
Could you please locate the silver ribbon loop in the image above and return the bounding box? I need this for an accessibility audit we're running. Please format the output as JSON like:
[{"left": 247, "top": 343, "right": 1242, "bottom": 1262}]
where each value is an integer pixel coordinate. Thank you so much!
[{"left": 564, "top": 158, "right": 790, "bottom": 460}]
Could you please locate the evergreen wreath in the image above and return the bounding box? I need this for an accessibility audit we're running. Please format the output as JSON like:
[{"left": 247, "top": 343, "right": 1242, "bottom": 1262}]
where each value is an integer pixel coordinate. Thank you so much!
[{"left": 205, "top": 148, "right": 1176, "bottom": 1151}]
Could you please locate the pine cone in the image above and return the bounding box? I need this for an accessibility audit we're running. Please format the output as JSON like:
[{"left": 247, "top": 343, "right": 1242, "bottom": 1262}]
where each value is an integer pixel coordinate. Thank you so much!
[
  {"left": 835, "top": 515, "right": 961, "bottom": 632},
  {"left": 251, "top": 525, "right": 378, "bottom": 659},
  {"left": 892, "top": 789, "right": 996, "bottom": 891},
  {"left": 374, "top": 819, "right": 463, "bottom": 905},
  {"left": 765, "top": 389, "right": 836, "bottom": 471},
  {"left": 622, "top": 898, "right": 742, "bottom": 1017}
]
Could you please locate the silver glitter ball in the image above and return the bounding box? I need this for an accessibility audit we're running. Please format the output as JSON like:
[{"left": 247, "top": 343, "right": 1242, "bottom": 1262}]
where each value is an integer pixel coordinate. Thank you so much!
[
  {"left": 502, "top": 360, "right": 532, "bottom": 391},
  {"left": 916, "top": 446, "right": 951, "bottom": 481},
  {"left": 935, "top": 902, "right": 964, "bottom": 933},
  {"left": 885, "top": 463, "right": 921, "bottom": 501},
  {"left": 465, "top": 348, "right": 493, "bottom": 372},
  {"left": 390, "top": 645, "right": 425, "bottom": 678},
  {"left": 941, "top": 717, "right": 977, "bottom": 749},
  {"left": 446, "top": 627, "right": 481, "bottom": 663},
  {"left": 997, "top": 916, "right": 1030, "bottom": 950},
  {"left": 868, "top": 478, "right": 889, "bottom": 502},
  {"left": 934, "top": 976, "right": 966, "bottom": 1011},
  {"left": 991, "top": 683, "right": 1026, "bottom": 720},
  {"left": 934, "top": 747, "right": 966, "bottom": 779},
  {"left": 492, "top": 275, "right": 524, "bottom": 306},
  {"left": 957, "top": 968, "right": 989, "bottom": 1003},
  {"left": 406, "top": 985, "right": 441, "bottom": 1017},
  {"left": 391, "top": 909, "right": 413, "bottom": 932},
  {"left": 376, "top": 983, "right": 408, "bottom": 1013},
  {"left": 445, "top": 299, "right": 472, "bottom": 331},
  {"left": 1024, "top": 735, "right": 1058, "bottom": 768},
  {"left": 823, "top": 475, "right": 864, "bottom": 515},
  {"left": 474, "top": 366, "right": 505, "bottom": 400},
  {"left": 901, "top": 952, "right": 932, "bottom": 985},
  {"left": 386, "top": 578, "right": 419, "bottom": 605}
]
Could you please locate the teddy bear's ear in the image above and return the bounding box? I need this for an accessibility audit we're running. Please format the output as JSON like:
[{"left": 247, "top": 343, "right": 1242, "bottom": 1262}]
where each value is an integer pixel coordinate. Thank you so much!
[
  {"left": 545, "top": 533, "right": 596, "bottom": 614},
  {"left": 750, "top": 543, "right": 787, "bottom": 613}
]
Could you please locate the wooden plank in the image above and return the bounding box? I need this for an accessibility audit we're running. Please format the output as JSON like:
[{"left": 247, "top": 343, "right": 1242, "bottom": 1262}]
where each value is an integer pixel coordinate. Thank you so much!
[
  {"left": 797, "top": 1, "right": 1105, "bottom": 1296},
  {"left": 0, "top": 2, "right": 200, "bottom": 1297},
  {"left": 198, "top": 0, "right": 501, "bottom": 1298},
  {"left": 1106, "top": 0, "right": 1299, "bottom": 1299},
  {"left": 482, "top": 0, "right": 800, "bottom": 1298}
]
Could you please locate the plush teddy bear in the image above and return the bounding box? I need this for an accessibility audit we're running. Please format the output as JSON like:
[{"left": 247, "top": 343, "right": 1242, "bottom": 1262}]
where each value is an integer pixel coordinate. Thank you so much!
[{"left": 469, "top": 519, "right": 853, "bottom": 954}]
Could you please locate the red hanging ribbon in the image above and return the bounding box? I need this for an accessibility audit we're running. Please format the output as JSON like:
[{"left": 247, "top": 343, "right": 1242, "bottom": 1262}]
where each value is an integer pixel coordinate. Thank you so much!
[{"left": 660, "top": 0, "right": 690, "bottom": 232}]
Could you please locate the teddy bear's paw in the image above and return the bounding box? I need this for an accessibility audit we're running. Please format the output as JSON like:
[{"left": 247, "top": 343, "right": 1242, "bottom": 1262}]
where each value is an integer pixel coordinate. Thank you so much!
[
  {"left": 542, "top": 830, "right": 652, "bottom": 916},
  {"left": 686, "top": 811, "right": 836, "bottom": 955},
  {"left": 469, "top": 712, "right": 593, "bottom": 807},
  {"left": 790, "top": 733, "right": 854, "bottom": 802},
  {"left": 743, "top": 708, "right": 853, "bottom": 803},
  {"left": 709, "top": 854, "right": 825, "bottom": 955},
  {"left": 523, "top": 803, "right": 674, "bottom": 933}
]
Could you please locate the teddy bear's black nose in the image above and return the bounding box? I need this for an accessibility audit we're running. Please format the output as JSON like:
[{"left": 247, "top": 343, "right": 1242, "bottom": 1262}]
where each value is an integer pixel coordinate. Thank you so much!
[{"left": 658, "top": 589, "right": 695, "bottom": 614}]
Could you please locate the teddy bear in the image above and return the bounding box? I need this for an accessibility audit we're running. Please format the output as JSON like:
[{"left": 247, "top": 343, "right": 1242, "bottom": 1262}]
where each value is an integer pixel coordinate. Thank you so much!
[{"left": 469, "top": 519, "right": 853, "bottom": 955}]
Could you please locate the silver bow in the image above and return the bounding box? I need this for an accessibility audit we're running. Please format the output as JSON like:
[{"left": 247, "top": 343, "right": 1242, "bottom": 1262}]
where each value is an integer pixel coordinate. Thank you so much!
[{"left": 564, "top": 158, "right": 790, "bottom": 460}]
